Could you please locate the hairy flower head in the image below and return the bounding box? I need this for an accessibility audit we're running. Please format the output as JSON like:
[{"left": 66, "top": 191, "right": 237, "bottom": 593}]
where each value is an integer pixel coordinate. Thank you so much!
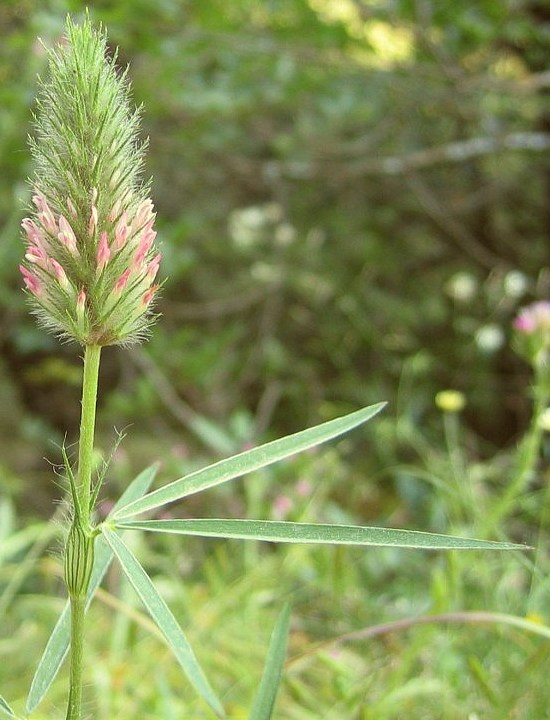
[{"left": 20, "top": 16, "right": 161, "bottom": 346}]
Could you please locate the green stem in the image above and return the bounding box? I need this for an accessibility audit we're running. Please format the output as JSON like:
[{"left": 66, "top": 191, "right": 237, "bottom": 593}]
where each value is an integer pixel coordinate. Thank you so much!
[
  {"left": 76, "top": 344, "right": 102, "bottom": 528},
  {"left": 66, "top": 595, "right": 86, "bottom": 720},
  {"left": 442, "top": 411, "right": 471, "bottom": 523},
  {"left": 65, "top": 343, "right": 102, "bottom": 720}
]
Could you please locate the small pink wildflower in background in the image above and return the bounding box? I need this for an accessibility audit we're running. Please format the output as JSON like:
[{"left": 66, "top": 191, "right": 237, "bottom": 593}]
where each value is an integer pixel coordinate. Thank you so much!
[
  {"left": 296, "top": 479, "right": 312, "bottom": 498},
  {"left": 171, "top": 443, "right": 189, "bottom": 459},
  {"left": 272, "top": 495, "right": 294, "bottom": 520},
  {"left": 512, "top": 300, "right": 550, "bottom": 367},
  {"left": 513, "top": 301, "right": 550, "bottom": 335}
]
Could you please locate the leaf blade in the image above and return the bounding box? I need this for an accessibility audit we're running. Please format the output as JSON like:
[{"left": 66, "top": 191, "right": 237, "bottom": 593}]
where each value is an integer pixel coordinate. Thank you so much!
[
  {"left": 115, "top": 518, "right": 527, "bottom": 551},
  {"left": 249, "top": 604, "right": 291, "bottom": 720},
  {"left": 112, "top": 403, "right": 386, "bottom": 519},
  {"left": 0, "top": 696, "right": 17, "bottom": 719},
  {"left": 26, "top": 464, "right": 159, "bottom": 714},
  {"left": 101, "top": 526, "right": 225, "bottom": 718},
  {"left": 107, "top": 462, "right": 161, "bottom": 518}
]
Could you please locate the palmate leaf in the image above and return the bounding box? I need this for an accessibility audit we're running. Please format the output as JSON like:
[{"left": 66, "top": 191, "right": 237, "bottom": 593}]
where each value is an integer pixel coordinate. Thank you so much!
[
  {"left": 248, "top": 604, "right": 291, "bottom": 720},
  {"left": 26, "top": 464, "right": 159, "bottom": 714},
  {"left": 113, "top": 518, "right": 526, "bottom": 551},
  {"left": 101, "top": 526, "right": 225, "bottom": 718},
  {"left": 112, "top": 402, "right": 386, "bottom": 520}
]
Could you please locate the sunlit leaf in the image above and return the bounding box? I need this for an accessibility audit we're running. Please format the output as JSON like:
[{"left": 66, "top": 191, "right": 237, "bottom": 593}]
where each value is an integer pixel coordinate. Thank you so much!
[
  {"left": 115, "top": 518, "right": 526, "bottom": 551},
  {"left": 101, "top": 526, "right": 225, "bottom": 718},
  {"left": 112, "top": 403, "right": 386, "bottom": 519}
]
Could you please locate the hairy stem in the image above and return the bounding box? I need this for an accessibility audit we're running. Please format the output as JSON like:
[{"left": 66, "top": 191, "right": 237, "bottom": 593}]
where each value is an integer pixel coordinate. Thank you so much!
[
  {"left": 65, "top": 343, "right": 102, "bottom": 720},
  {"left": 76, "top": 344, "right": 102, "bottom": 527},
  {"left": 66, "top": 595, "right": 86, "bottom": 720}
]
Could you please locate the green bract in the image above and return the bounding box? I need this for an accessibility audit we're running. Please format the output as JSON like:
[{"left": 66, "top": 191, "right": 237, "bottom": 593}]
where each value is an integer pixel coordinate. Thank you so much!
[
  {"left": 20, "top": 16, "right": 161, "bottom": 346},
  {"left": 63, "top": 523, "right": 95, "bottom": 598}
]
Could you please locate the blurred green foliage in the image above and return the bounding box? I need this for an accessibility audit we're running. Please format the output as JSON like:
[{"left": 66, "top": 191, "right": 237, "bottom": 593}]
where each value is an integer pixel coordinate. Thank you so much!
[{"left": 0, "top": 0, "right": 549, "bottom": 509}]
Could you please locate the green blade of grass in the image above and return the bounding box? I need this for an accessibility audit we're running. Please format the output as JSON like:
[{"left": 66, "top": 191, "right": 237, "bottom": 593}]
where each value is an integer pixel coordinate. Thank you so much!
[
  {"left": 249, "top": 604, "right": 291, "bottom": 720},
  {"left": 26, "top": 464, "right": 159, "bottom": 714},
  {"left": 114, "top": 518, "right": 527, "bottom": 551},
  {"left": 0, "top": 696, "right": 17, "bottom": 719},
  {"left": 101, "top": 526, "right": 225, "bottom": 719},
  {"left": 112, "top": 403, "right": 386, "bottom": 520}
]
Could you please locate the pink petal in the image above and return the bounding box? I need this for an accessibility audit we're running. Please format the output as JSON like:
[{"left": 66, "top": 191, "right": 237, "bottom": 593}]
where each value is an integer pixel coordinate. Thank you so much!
[
  {"left": 77, "top": 288, "right": 86, "bottom": 310},
  {"left": 19, "top": 264, "right": 42, "bottom": 296},
  {"left": 114, "top": 212, "right": 130, "bottom": 250},
  {"left": 58, "top": 215, "right": 79, "bottom": 254},
  {"left": 147, "top": 253, "right": 161, "bottom": 282},
  {"left": 49, "top": 258, "right": 69, "bottom": 287},
  {"left": 114, "top": 268, "right": 131, "bottom": 293},
  {"left": 134, "top": 198, "right": 155, "bottom": 229},
  {"left": 142, "top": 283, "right": 159, "bottom": 306},
  {"left": 22, "top": 218, "right": 44, "bottom": 247},
  {"left": 96, "top": 231, "right": 111, "bottom": 270}
]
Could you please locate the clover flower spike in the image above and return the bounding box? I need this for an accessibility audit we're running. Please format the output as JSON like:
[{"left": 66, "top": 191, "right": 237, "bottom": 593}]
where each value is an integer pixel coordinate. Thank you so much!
[{"left": 19, "top": 16, "right": 161, "bottom": 346}]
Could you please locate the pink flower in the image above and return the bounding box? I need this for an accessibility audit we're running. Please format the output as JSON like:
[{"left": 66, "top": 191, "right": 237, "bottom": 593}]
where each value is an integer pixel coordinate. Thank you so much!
[
  {"left": 142, "top": 284, "right": 159, "bottom": 306},
  {"left": 25, "top": 245, "right": 48, "bottom": 267},
  {"left": 114, "top": 211, "right": 130, "bottom": 250},
  {"left": 20, "top": 19, "right": 162, "bottom": 346},
  {"left": 39, "top": 210, "right": 57, "bottom": 235},
  {"left": 49, "top": 258, "right": 70, "bottom": 289},
  {"left": 513, "top": 302, "right": 550, "bottom": 335},
  {"left": 147, "top": 253, "right": 161, "bottom": 282},
  {"left": 58, "top": 215, "right": 79, "bottom": 255},
  {"left": 33, "top": 194, "right": 57, "bottom": 234},
  {"left": 272, "top": 495, "right": 293, "bottom": 520},
  {"left": 22, "top": 218, "right": 45, "bottom": 248},
  {"left": 296, "top": 479, "right": 312, "bottom": 498},
  {"left": 134, "top": 198, "right": 155, "bottom": 229},
  {"left": 132, "top": 228, "right": 157, "bottom": 270},
  {"left": 22, "top": 191, "right": 162, "bottom": 344},
  {"left": 32, "top": 193, "right": 49, "bottom": 214},
  {"left": 114, "top": 267, "right": 131, "bottom": 293},
  {"left": 19, "top": 265, "right": 42, "bottom": 296},
  {"left": 96, "top": 231, "right": 111, "bottom": 271}
]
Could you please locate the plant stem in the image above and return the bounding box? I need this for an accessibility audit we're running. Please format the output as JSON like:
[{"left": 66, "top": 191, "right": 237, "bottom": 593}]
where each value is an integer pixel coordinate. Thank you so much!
[
  {"left": 442, "top": 411, "right": 471, "bottom": 524},
  {"left": 77, "top": 344, "right": 102, "bottom": 528},
  {"left": 66, "top": 595, "right": 86, "bottom": 720},
  {"left": 65, "top": 343, "right": 102, "bottom": 720}
]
